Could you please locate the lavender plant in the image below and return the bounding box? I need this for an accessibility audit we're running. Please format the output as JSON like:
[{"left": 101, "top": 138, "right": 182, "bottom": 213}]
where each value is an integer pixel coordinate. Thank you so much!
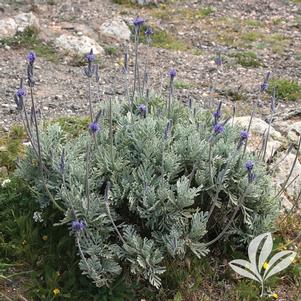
[{"left": 16, "top": 35, "right": 280, "bottom": 290}]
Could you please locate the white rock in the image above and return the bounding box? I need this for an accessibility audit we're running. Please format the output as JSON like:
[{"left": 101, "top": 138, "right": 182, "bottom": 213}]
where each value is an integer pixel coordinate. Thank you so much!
[
  {"left": 232, "top": 116, "right": 283, "bottom": 141},
  {"left": 273, "top": 153, "right": 301, "bottom": 201},
  {"left": 287, "top": 121, "right": 301, "bottom": 144},
  {"left": 14, "top": 12, "right": 40, "bottom": 32},
  {"left": 247, "top": 136, "right": 282, "bottom": 162},
  {"left": 99, "top": 18, "right": 131, "bottom": 41},
  {"left": 0, "top": 17, "right": 17, "bottom": 38},
  {"left": 74, "top": 24, "right": 98, "bottom": 41},
  {"left": 281, "top": 195, "right": 293, "bottom": 211},
  {"left": 55, "top": 34, "right": 105, "bottom": 56}
]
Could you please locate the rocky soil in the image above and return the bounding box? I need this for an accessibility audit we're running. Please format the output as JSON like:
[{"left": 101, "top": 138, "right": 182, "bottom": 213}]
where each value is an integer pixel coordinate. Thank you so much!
[{"left": 0, "top": 0, "right": 301, "bottom": 207}]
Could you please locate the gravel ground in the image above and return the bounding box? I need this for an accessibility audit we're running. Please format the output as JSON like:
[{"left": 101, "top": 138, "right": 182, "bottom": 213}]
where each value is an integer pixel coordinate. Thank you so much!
[{"left": 0, "top": 0, "right": 300, "bottom": 130}]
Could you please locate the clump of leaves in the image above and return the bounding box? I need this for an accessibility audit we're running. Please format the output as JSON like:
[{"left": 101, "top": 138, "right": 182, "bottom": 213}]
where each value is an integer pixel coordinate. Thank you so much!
[
  {"left": 48, "top": 116, "right": 90, "bottom": 138},
  {"left": 229, "top": 51, "right": 262, "bottom": 68},
  {"left": 105, "top": 46, "right": 118, "bottom": 56},
  {"left": 0, "top": 176, "right": 134, "bottom": 301},
  {"left": 174, "top": 81, "right": 193, "bottom": 89},
  {"left": 268, "top": 79, "right": 301, "bottom": 101}
]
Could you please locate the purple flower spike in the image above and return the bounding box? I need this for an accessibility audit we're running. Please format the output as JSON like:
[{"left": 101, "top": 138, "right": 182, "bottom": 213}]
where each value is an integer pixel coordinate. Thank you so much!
[
  {"left": 133, "top": 16, "right": 144, "bottom": 27},
  {"left": 215, "top": 53, "right": 222, "bottom": 66},
  {"left": 240, "top": 130, "right": 249, "bottom": 140},
  {"left": 168, "top": 68, "right": 176, "bottom": 80},
  {"left": 16, "top": 87, "right": 26, "bottom": 98},
  {"left": 145, "top": 27, "right": 153, "bottom": 36},
  {"left": 245, "top": 160, "right": 254, "bottom": 171},
  {"left": 86, "top": 49, "right": 95, "bottom": 62},
  {"left": 213, "top": 123, "right": 224, "bottom": 134},
  {"left": 213, "top": 111, "right": 221, "bottom": 125},
  {"left": 72, "top": 220, "right": 86, "bottom": 232},
  {"left": 27, "top": 51, "right": 36, "bottom": 64},
  {"left": 245, "top": 160, "right": 256, "bottom": 183},
  {"left": 260, "top": 71, "right": 271, "bottom": 92},
  {"left": 89, "top": 122, "right": 100, "bottom": 134},
  {"left": 213, "top": 101, "right": 222, "bottom": 125},
  {"left": 138, "top": 104, "right": 147, "bottom": 117},
  {"left": 213, "top": 110, "right": 221, "bottom": 119}
]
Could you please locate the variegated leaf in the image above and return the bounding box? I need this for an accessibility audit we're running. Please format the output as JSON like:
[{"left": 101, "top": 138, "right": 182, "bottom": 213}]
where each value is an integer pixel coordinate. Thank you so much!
[
  {"left": 263, "top": 251, "right": 297, "bottom": 280},
  {"left": 229, "top": 259, "right": 262, "bottom": 283}
]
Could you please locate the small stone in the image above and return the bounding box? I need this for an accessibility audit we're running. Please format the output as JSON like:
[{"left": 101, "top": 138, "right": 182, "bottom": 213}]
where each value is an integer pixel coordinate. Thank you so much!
[{"left": 54, "top": 95, "right": 63, "bottom": 101}]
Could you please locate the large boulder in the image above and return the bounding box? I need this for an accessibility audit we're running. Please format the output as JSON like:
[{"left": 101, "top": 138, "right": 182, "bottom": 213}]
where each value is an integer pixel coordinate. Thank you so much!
[
  {"left": 99, "top": 18, "right": 131, "bottom": 41},
  {"left": 287, "top": 121, "right": 301, "bottom": 144},
  {"left": 232, "top": 116, "right": 283, "bottom": 141},
  {"left": 0, "top": 17, "right": 17, "bottom": 38},
  {"left": 55, "top": 34, "right": 105, "bottom": 56},
  {"left": 231, "top": 116, "right": 284, "bottom": 161},
  {"left": 14, "top": 12, "right": 40, "bottom": 32},
  {"left": 273, "top": 153, "right": 301, "bottom": 203}
]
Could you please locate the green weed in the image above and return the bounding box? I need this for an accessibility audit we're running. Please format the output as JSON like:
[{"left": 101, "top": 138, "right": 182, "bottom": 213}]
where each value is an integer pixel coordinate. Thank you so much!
[
  {"left": 132, "top": 25, "right": 189, "bottom": 51},
  {"left": 105, "top": 46, "right": 118, "bottom": 56},
  {"left": 229, "top": 51, "right": 262, "bottom": 68},
  {"left": 268, "top": 79, "right": 301, "bottom": 101},
  {"left": 0, "top": 27, "right": 60, "bottom": 63},
  {"left": 174, "top": 81, "right": 193, "bottom": 89},
  {"left": 153, "top": 6, "right": 213, "bottom": 21},
  {"left": 244, "top": 19, "right": 263, "bottom": 27},
  {"left": 0, "top": 125, "right": 26, "bottom": 173}
]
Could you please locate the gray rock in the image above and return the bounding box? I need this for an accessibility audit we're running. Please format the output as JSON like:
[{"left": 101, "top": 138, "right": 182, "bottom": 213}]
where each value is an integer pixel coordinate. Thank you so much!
[
  {"left": 287, "top": 121, "right": 301, "bottom": 144},
  {"left": 55, "top": 34, "right": 105, "bottom": 56},
  {"left": 232, "top": 116, "right": 283, "bottom": 141},
  {"left": 74, "top": 24, "right": 99, "bottom": 41},
  {"left": 281, "top": 195, "right": 293, "bottom": 211},
  {"left": 247, "top": 137, "right": 282, "bottom": 162},
  {"left": 273, "top": 153, "right": 301, "bottom": 201},
  {"left": 14, "top": 12, "right": 40, "bottom": 32},
  {"left": 99, "top": 18, "right": 131, "bottom": 41},
  {"left": 0, "top": 17, "right": 17, "bottom": 38}
]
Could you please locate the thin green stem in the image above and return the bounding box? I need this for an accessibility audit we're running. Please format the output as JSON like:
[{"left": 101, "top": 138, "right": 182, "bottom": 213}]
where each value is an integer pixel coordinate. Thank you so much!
[
  {"left": 167, "top": 79, "right": 173, "bottom": 119},
  {"left": 133, "top": 26, "right": 140, "bottom": 99},
  {"left": 109, "top": 98, "right": 113, "bottom": 163},
  {"left": 30, "top": 86, "right": 64, "bottom": 212},
  {"left": 85, "top": 144, "right": 91, "bottom": 212},
  {"left": 88, "top": 77, "right": 93, "bottom": 122},
  {"left": 30, "top": 87, "right": 42, "bottom": 175}
]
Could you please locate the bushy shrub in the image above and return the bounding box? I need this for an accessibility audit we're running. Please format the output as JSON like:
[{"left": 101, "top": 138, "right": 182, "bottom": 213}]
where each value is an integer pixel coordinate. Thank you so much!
[{"left": 16, "top": 97, "right": 279, "bottom": 289}]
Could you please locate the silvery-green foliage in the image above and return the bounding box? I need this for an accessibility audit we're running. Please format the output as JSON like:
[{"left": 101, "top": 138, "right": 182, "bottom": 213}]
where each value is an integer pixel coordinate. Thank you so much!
[{"left": 17, "top": 100, "right": 279, "bottom": 288}]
